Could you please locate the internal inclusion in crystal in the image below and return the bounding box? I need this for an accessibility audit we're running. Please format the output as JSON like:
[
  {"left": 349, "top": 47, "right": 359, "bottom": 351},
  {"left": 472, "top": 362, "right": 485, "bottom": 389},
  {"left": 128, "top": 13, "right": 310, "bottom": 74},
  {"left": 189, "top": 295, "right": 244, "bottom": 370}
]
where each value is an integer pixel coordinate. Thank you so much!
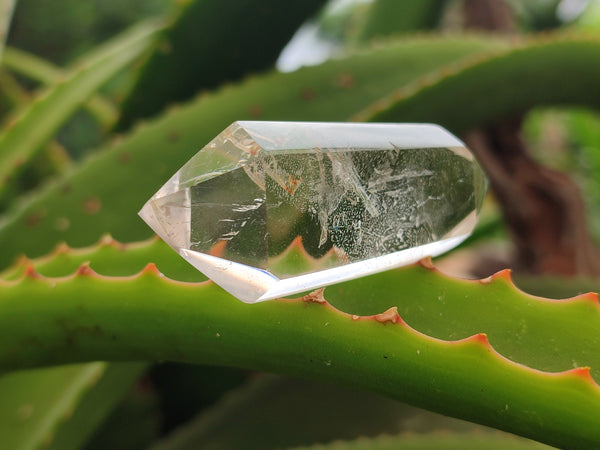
[{"left": 139, "top": 121, "right": 487, "bottom": 303}]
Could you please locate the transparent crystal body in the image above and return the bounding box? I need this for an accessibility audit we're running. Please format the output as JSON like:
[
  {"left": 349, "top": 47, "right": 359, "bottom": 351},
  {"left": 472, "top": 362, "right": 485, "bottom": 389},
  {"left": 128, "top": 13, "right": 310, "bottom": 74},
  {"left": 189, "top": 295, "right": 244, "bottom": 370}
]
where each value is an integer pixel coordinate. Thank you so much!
[{"left": 139, "top": 121, "right": 486, "bottom": 303}]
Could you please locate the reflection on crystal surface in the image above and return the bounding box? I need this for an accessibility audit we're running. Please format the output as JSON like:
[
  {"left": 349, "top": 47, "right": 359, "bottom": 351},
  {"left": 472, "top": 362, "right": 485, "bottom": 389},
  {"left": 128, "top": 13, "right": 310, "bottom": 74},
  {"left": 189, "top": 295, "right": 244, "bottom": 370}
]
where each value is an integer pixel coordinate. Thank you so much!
[{"left": 139, "top": 121, "right": 487, "bottom": 303}]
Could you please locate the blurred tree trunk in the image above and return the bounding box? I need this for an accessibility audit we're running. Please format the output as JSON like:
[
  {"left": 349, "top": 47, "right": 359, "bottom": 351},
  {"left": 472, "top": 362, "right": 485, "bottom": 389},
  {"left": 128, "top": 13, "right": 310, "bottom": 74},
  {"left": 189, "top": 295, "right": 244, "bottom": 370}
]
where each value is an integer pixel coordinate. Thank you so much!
[{"left": 462, "top": 0, "right": 600, "bottom": 276}]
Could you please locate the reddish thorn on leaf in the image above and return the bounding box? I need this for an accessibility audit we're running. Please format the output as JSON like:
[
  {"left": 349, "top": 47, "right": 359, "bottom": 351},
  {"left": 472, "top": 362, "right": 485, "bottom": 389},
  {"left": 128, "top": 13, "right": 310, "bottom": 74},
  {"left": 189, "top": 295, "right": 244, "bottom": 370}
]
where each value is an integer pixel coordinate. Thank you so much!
[
  {"left": 565, "top": 366, "right": 595, "bottom": 384},
  {"left": 418, "top": 257, "right": 435, "bottom": 270},
  {"left": 100, "top": 234, "right": 125, "bottom": 250},
  {"left": 24, "top": 264, "right": 41, "bottom": 279},
  {"left": 492, "top": 269, "right": 512, "bottom": 282},
  {"left": 302, "top": 288, "right": 327, "bottom": 304},
  {"left": 374, "top": 306, "right": 404, "bottom": 325},
  {"left": 288, "top": 236, "right": 304, "bottom": 251},
  {"left": 141, "top": 263, "right": 161, "bottom": 276},
  {"left": 572, "top": 292, "right": 600, "bottom": 306},
  {"left": 76, "top": 263, "right": 94, "bottom": 276},
  {"left": 480, "top": 269, "right": 511, "bottom": 284},
  {"left": 208, "top": 240, "right": 228, "bottom": 258},
  {"left": 99, "top": 234, "right": 116, "bottom": 247},
  {"left": 54, "top": 242, "right": 71, "bottom": 254},
  {"left": 462, "top": 332, "right": 490, "bottom": 346},
  {"left": 473, "top": 333, "right": 489, "bottom": 344}
]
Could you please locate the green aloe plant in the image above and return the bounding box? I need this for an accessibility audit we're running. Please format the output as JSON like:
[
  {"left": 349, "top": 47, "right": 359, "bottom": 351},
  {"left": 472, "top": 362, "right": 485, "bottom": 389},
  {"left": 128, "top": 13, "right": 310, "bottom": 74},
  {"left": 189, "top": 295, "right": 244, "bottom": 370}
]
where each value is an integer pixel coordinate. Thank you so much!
[{"left": 1, "top": 0, "right": 599, "bottom": 448}]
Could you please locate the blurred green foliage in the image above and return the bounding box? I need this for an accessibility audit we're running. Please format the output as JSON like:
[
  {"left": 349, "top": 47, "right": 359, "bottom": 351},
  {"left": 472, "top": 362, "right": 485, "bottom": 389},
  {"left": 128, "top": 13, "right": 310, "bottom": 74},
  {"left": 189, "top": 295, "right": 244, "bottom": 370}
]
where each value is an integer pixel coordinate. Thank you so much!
[
  {"left": 1, "top": 0, "right": 600, "bottom": 449},
  {"left": 7, "top": 0, "right": 171, "bottom": 64}
]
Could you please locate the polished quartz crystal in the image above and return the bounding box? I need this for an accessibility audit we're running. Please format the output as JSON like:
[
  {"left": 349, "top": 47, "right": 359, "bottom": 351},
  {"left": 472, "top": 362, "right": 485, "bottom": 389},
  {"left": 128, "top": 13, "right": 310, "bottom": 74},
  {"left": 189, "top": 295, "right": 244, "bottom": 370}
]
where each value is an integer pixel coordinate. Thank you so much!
[{"left": 139, "top": 121, "right": 486, "bottom": 303}]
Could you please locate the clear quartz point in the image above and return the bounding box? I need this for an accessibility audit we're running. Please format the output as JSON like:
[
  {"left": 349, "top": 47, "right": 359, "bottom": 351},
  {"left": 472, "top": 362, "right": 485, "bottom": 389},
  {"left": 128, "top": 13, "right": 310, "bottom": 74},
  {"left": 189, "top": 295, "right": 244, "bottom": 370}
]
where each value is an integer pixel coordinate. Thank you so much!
[{"left": 139, "top": 121, "right": 487, "bottom": 303}]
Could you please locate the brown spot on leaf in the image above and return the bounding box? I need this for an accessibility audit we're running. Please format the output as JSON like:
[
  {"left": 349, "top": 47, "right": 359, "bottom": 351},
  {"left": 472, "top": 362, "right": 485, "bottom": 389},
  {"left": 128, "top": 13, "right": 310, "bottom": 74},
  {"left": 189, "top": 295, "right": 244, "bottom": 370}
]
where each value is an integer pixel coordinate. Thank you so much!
[
  {"left": 12, "top": 156, "right": 25, "bottom": 168},
  {"left": 17, "top": 404, "right": 34, "bottom": 420},
  {"left": 167, "top": 130, "right": 179, "bottom": 142},
  {"left": 54, "top": 217, "right": 70, "bottom": 231},
  {"left": 301, "top": 88, "right": 316, "bottom": 101},
  {"left": 159, "top": 39, "right": 172, "bottom": 54},
  {"left": 25, "top": 210, "right": 45, "bottom": 227},
  {"left": 249, "top": 105, "right": 262, "bottom": 118},
  {"left": 60, "top": 184, "right": 72, "bottom": 195},
  {"left": 83, "top": 197, "right": 101, "bottom": 215},
  {"left": 337, "top": 72, "right": 355, "bottom": 89},
  {"left": 119, "top": 152, "right": 131, "bottom": 164}
]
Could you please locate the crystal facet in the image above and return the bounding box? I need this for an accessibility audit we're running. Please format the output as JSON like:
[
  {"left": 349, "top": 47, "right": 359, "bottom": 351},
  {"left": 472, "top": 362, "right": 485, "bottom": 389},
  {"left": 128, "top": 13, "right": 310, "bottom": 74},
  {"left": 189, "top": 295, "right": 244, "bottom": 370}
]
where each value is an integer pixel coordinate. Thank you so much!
[{"left": 139, "top": 121, "right": 486, "bottom": 303}]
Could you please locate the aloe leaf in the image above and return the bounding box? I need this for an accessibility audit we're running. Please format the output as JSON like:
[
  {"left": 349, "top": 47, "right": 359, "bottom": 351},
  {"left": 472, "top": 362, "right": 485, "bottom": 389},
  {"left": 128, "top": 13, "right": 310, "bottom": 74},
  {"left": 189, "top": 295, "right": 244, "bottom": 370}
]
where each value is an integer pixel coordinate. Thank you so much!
[
  {"left": 0, "top": 361, "right": 146, "bottom": 450},
  {"left": 0, "top": 36, "right": 504, "bottom": 270},
  {"left": 0, "top": 18, "right": 165, "bottom": 205},
  {"left": 0, "top": 238, "right": 600, "bottom": 378},
  {"left": 354, "top": 0, "right": 449, "bottom": 42},
  {"left": 0, "top": 64, "right": 75, "bottom": 202},
  {"left": 292, "top": 433, "right": 551, "bottom": 450},
  {"left": 355, "top": 35, "right": 600, "bottom": 132},
  {"left": 513, "top": 273, "right": 600, "bottom": 299},
  {"left": 114, "top": 0, "right": 326, "bottom": 131},
  {"left": 6, "top": 234, "right": 598, "bottom": 381},
  {"left": 0, "top": 236, "right": 203, "bottom": 281},
  {"left": 2, "top": 47, "right": 118, "bottom": 127},
  {"left": 0, "top": 68, "right": 28, "bottom": 112},
  {"left": 0, "top": 260, "right": 599, "bottom": 448},
  {"left": 0, "top": 0, "right": 15, "bottom": 60},
  {"left": 81, "top": 380, "right": 159, "bottom": 450},
  {"left": 0, "top": 65, "right": 74, "bottom": 196},
  {"left": 152, "top": 373, "right": 539, "bottom": 450}
]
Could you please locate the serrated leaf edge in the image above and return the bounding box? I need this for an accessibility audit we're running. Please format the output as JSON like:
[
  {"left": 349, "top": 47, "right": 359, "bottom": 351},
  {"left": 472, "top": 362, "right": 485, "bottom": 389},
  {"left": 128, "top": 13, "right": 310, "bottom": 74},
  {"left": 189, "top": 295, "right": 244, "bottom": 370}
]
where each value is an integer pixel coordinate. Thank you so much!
[{"left": 3, "top": 252, "right": 599, "bottom": 392}]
